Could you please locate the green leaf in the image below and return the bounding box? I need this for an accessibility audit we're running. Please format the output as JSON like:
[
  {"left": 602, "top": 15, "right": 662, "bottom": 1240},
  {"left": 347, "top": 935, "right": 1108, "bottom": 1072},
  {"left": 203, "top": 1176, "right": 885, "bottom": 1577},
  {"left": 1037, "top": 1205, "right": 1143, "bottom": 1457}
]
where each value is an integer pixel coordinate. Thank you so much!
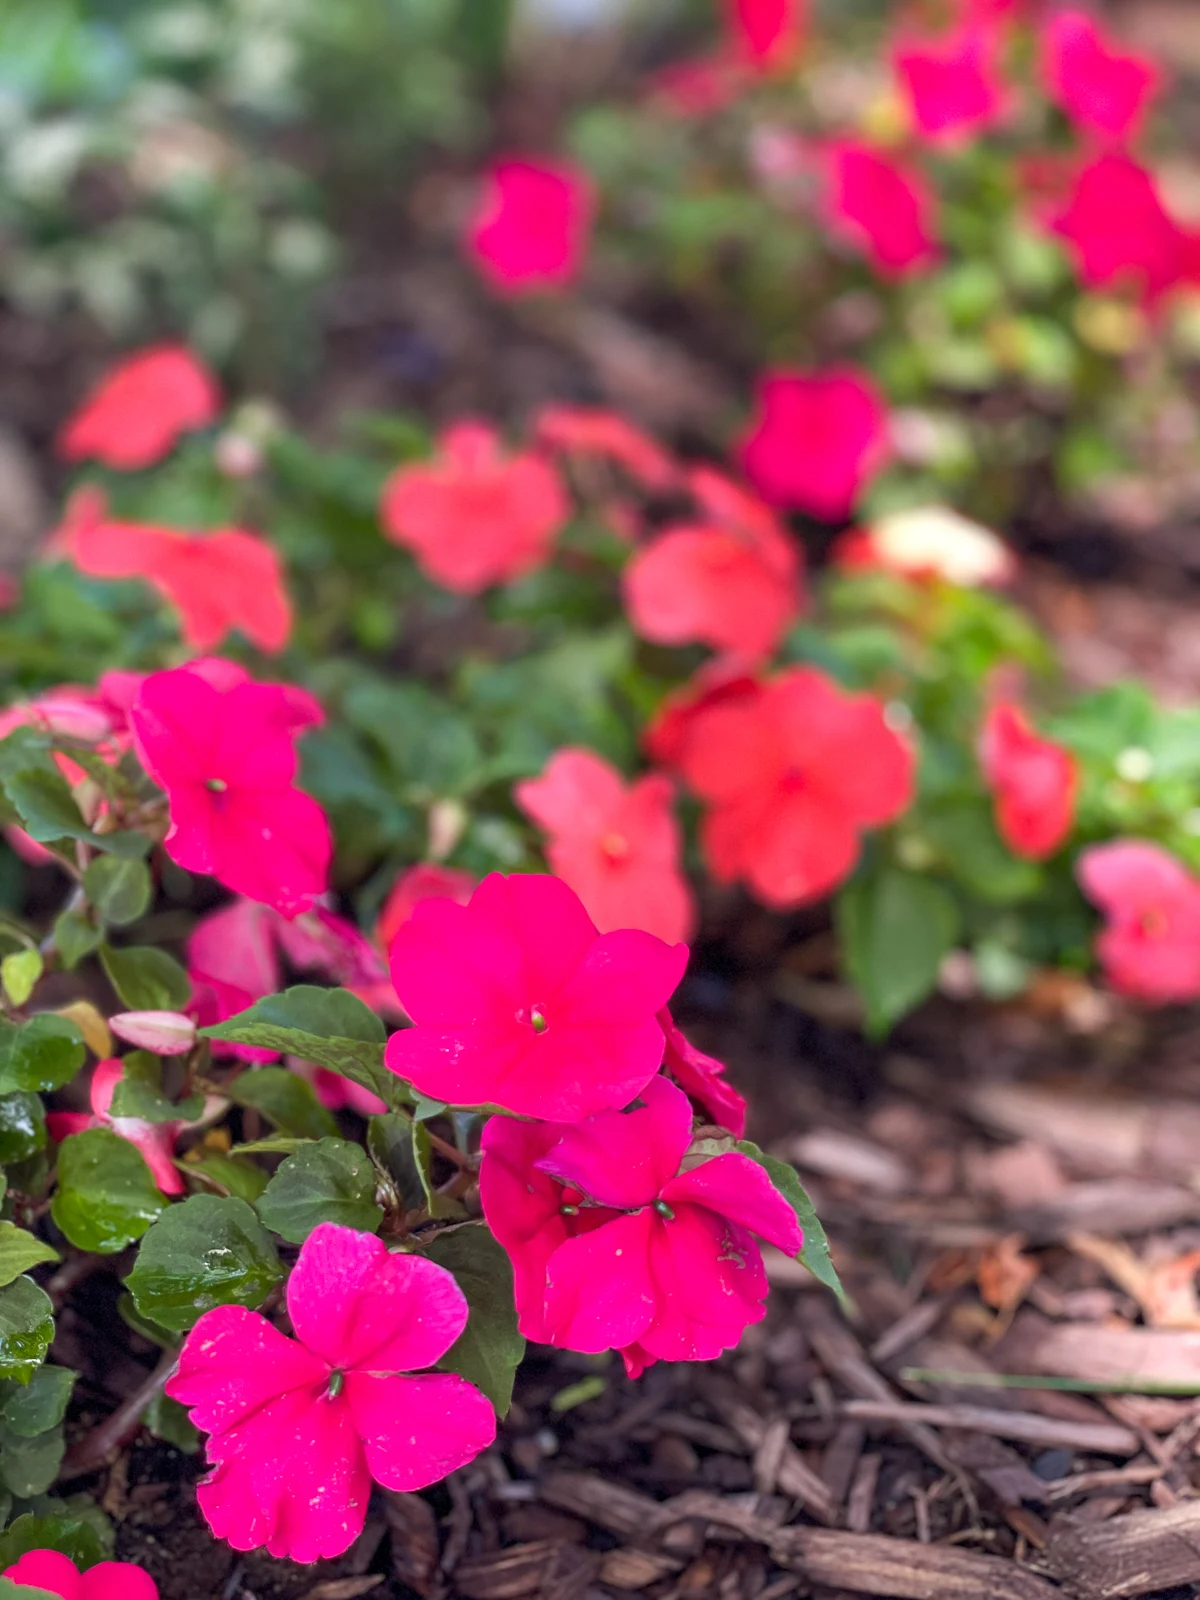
[
  {"left": 53, "top": 912, "right": 102, "bottom": 971},
  {"left": 83, "top": 857, "right": 151, "bottom": 927},
  {"left": 0, "top": 1574, "right": 59, "bottom": 1599},
  {"left": 1, "top": 952, "right": 42, "bottom": 1009},
  {"left": 51, "top": 1129, "right": 167, "bottom": 1254},
  {"left": 3, "top": 770, "right": 147, "bottom": 859},
  {"left": 0, "top": 1017, "right": 85, "bottom": 1095},
  {"left": 0, "top": 1423, "right": 64, "bottom": 1496},
  {"left": 921, "top": 800, "right": 1041, "bottom": 905},
  {"left": 0, "top": 1278, "right": 54, "bottom": 1384},
  {"left": 424, "top": 1226, "right": 524, "bottom": 1416},
  {"left": 0, "top": 1512, "right": 108, "bottom": 1573},
  {"left": 256, "top": 1139, "right": 382, "bottom": 1243},
  {"left": 99, "top": 945, "right": 191, "bottom": 1011},
  {"left": 126, "top": 1195, "right": 281, "bottom": 1333},
  {"left": 0, "top": 1366, "right": 74, "bottom": 1437},
  {"left": 367, "top": 1114, "right": 464, "bottom": 1220},
  {"left": 0, "top": 1095, "right": 46, "bottom": 1165},
  {"left": 732, "top": 1140, "right": 846, "bottom": 1306},
  {"left": 228, "top": 1067, "right": 339, "bottom": 1140},
  {"left": 182, "top": 1152, "right": 268, "bottom": 1203},
  {"left": 0, "top": 1226, "right": 58, "bottom": 1289},
  {"left": 107, "top": 1054, "right": 202, "bottom": 1124},
  {"left": 838, "top": 865, "right": 961, "bottom": 1036},
  {"left": 141, "top": 1392, "right": 200, "bottom": 1455},
  {"left": 200, "top": 986, "right": 392, "bottom": 1105}
]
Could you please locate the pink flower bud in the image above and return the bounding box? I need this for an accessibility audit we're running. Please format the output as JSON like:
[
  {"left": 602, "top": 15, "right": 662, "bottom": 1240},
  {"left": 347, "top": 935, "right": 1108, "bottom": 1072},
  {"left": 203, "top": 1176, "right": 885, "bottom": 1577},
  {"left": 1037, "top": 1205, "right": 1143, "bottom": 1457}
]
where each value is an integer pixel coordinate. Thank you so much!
[{"left": 110, "top": 1010, "right": 197, "bottom": 1056}]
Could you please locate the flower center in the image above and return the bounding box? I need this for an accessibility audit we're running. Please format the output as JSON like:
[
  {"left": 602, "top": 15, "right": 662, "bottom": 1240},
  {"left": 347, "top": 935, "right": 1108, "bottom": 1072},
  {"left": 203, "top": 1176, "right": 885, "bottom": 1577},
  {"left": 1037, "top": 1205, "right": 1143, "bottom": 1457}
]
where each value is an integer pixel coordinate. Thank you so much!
[
  {"left": 560, "top": 1203, "right": 579, "bottom": 1216},
  {"left": 1140, "top": 908, "right": 1169, "bottom": 939},
  {"left": 652, "top": 1199, "right": 675, "bottom": 1221},
  {"left": 518, "top": 1005, "right": 549, "bottom": 1033},
  {"left": 780, "top": 768, "right": 806, "bottom": 796},
  {"left": 327, "top": 1369, "right": 344, "bottom": 1400},
  {"left": 206, "top": 777, "right": 228, "bottom": 793},
  {"left": 601, "top": 830, "right": 630, "bottom": 863}
]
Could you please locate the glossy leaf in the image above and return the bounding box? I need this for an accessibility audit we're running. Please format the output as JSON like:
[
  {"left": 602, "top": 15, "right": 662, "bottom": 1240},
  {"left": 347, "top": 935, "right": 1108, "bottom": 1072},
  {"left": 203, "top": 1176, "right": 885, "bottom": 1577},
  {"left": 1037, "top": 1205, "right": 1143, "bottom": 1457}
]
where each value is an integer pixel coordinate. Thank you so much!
[
  {"left": 199, "top": 986, "right": 392, "bottom": 1105},
  {"left": 0, "top": 1017, "right": 85, "bottom": 1096},
  {"left": 733, "top": 1139, "right": 846, "bottom": 1306},
  {"left": 3, "top": 769, "right": 147, "bottom": 859},
  {"left": 126, "top": 1195, "right": 282, "bottom": 1334},
  {"left": 0, "top": 1225, "right": 58, "bottom": 1289},
  {"left": 0, "top": 1278, "right": 54, "bottom": 1385},
  {"left": 51, "top": 1128, "right": 166, "bottom": 1254},
  {"left": 256, "top": 1138, "right": 382, "bottom": 1243},
  {"left": 425, "top": 1226, "right": 524, "bottom": 1416},
  {"left": 0, "top": 1095, "right": 46, "bottom": 1165},
  {"left": 100, "top": 945, "right": 191, "bottom": 1011},
  {"left": 0, "top": 1365, "right": 75, "bottom": 1437},
  {"left": 107, "top": 1053, "right": 202, "bottom": 1124},
  {"left": 0, "top": 1512, "right": 108, "bottom": 1573},
  {"left": 228, "top": 1067, "right": 339, "bottom": 1140}
]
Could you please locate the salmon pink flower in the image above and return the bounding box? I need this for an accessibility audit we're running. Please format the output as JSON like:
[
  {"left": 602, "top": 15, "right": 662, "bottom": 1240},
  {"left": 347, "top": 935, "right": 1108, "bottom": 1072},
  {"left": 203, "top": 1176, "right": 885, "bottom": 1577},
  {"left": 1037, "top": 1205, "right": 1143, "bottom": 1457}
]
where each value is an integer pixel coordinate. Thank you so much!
[
  {"left": 481, "top": 1076, "right": 800, "bottom": 1362},
  {"left": 48, "top": 1058, "right": 186, "bottom": 1195},
  {"left": 894, "top": 25, "right": 1007, "bottom": 144},
  {"left": 835, "top": 505, "right": 1016, "bottom": 587},
  {"left": 1042, "top": 10, "right": 1160, "bottom": 142},
  {"left": 467, "top": 158, "right": 594, "bottom": 294},
  {"left": 130, "top": 664, "right": 330, "bottom": 917},
  {"left": 1078, "top": 841, "right": 1200, "bottom": 1003},
  {"left": 167, "top": 1223, "right": 496, "bottom": 1563},
  {"left": 665, "top": 667, "right": 915, "bottom": 908},
  {"left": 385, "top": 873, "right": 688, "bottom": 1121},
  {"left": 624, "top": 468, "right": 803, "bottom": 660},
  {"left": 643, "top": 660, "right": 762, "bottom": 771},
  {"left": 660, "top": 1010, "right": 747, "bottom": 1136},
  {"left": 67, "top": 519, "right": 291, "bottom": 654},
  {"left": 514, "top": 749, "right": 695, "bottom": 945},
  {"left": 381, "top": 422, "right": 569, "bottom": 594},
  {"left": 1050, "top": 152, "right": 1197, "bottom": 305},
  {"left": 738, "top": 368, "right": 891, "bottom": 521},
  {"left": 823, "top": 141, "right": 939, "bottom": 278},
  {"left": 980, "top": 702, "right": 1077, "bottom": 860},
  {"left": 58, "top": 345, "right": 219, "bottom": 470},
  {"left": 534, "top": 405, "right": 677, "bottom": 491},
  {"left": 377, "top": 864, "right": 476, "bottom": 955},
  {"left": 4, "top": 1550, "right": 157, "bottom": 1600},
  {"left": 724, "top": 0, "right": 804, "bottom": 74}
]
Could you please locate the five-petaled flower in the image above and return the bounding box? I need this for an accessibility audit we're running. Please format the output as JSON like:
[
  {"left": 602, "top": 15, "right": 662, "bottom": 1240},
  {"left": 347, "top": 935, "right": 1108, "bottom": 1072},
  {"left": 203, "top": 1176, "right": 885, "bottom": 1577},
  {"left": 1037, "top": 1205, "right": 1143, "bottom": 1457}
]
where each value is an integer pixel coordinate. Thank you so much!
[
  {"left": 381, "top": 422, "right": 569, "bottom": 593},
  {"left": 4, "top": 1550, "right": 158, "bottom": 1600},
  {"left": 738, "top": 368, "right": 891, "bottom": 522},
  {"left": 822, "top": 141, "right": 939, "bottom": 278},
  {"left": 167, "top": 1223, "right": 496, "bottom": 1563},
  {"left": 1041, "top": 9, "right": 1160, "bottom": 143},
  {"left": 1049, "top": 152, "right": 1198, "bottom": 306},
  {"left": 1077, "top": 841, "right": 1200, "bottom": 1003},
  {"left": 894, "top": 24, "right": 1008, "bottom": 144},
  {"left": 467, "top": 158, "right": 594, "bottom": 294},
  {"left": 58, "top": 345, "right": 219, "bottom": 471},
  {"left": 480, "top": 1075, "right": 800, "bottom": 1364},
  {"left": 385, "top": 873, "right": 688, "bottom": 1121},
  {"left": 980, "top": 702, "right": 1077, "bottom": 861}
]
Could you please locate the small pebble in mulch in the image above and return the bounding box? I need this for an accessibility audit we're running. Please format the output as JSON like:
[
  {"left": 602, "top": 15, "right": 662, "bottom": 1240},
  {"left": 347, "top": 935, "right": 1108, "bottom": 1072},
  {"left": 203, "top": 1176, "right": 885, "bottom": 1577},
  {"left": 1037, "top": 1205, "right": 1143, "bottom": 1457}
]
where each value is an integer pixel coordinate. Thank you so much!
[{"left": 1032, "top": 1448, "right": 1073, "bottom": 1481}]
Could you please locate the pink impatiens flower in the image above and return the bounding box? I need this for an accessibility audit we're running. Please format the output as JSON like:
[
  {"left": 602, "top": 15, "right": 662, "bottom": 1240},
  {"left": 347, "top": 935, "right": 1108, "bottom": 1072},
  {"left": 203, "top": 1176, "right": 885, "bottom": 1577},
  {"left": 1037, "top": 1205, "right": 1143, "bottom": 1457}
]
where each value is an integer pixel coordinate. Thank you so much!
[
  {"left": 58, "top": 345, "right": 219, "bottom": 471},
  {"left": 467, "top": 158, "right": 594, "bottom": 294},
  {"left": 823, "top": 141, "right": 939, "bottom": 278},
  {"left": 381, "top": 422, "right": 570, "bottom": 594},
  {"left": 1041, "top": 10, "right": 1160, "bottom": 143},
  {"left": 167, "top": 1223, "right": 496, "bottom": 1563},
  {"left": 980, "top": 701, "right": 1077, "bottom": 861},
  {"left": 130, "top": 663, "right": 331, "bottom": 917},
  {"left": 724, "top": 0, "right": 804, "bottom": 74},
  {"left": 894, "top": 25, "right": 1008, "bottom": 144},
  {"left": 481, "top": 1076, "right": 800, "bottom": 1363},
  {"left": 1077, "top": 841, "right": 1200, "bottom": 1003},
  {"left": 738, "top": 368, "right": 892, "bottom": 522},
  {"left": 4, "top": 1550, "right": 157, "bottom": 1600},
  {"left": 1050, "top": 152, "right": 1198, "bottom": 306},
  {"left": 514, "top": 748, "right": 695, "bottom": 945},
  {"left": 659, "top": 1009, "right": 747, "bottom": 1137},
  {"left": 385, "top": 873, "right": 688, "bottom": 1121},
  {"left": 48, "top": 1058, "right": 185, "bottom": 1195}
]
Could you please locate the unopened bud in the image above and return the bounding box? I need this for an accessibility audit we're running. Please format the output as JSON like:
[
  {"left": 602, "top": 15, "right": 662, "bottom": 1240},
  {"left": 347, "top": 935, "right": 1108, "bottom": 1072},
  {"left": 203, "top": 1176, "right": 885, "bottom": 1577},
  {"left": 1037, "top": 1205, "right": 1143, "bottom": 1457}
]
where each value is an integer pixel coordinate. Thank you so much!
[{"left": 109, "top": 1010, "right": 197, "bottom": 1056}]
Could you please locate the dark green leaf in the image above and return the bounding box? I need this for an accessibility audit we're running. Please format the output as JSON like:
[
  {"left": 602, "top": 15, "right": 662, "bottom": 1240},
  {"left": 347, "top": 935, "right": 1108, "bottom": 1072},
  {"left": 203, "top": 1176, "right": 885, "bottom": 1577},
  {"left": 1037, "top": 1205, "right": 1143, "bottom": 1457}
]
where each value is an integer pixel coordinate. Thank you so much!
[
  {"left": 256, "top": 1139, "right": 382, "bottom": 1243},
  {"left": 838, "top": 866, "right": 961, "bottom": 1036},
  {"left": 0, "top": 1423, "right": 64, "bottom": 1496},
  {"left": 4, "top": 770, "right": 147, "bottom": 859},
  {"left": 83, "top": 857, "right": 152, "bottom": 927},
  {"left": 732, "top": 1140, "right": 846, "bottom": 1306},
  {"left": 0, "top": 1017, "right": 85, "bottom": 1095},
  {"left": 0, "top": 1512, "right": 108, "bottom": 1573},
  {"left": 53, "top": 912, "right": 102, "bottom": 971},
  {"left": 0, "top": 1095, "right": 46, "bottom": 1165},
  {"left": 183, "top": 1153, "right": 268, "bottom": 1203},
  {"left": 201, "top": 986, "right": 392, "bottom": 1106},
  {"left": 921, "top": 800, "right": 1042, "bottom": 905},
  {"left": 126, "top": 1195, "right": 281, "bottom": 1333},
  {"left": 107, "top": 1054, "right": 202, "bottom": 1124},
  {"left": 141, "top": 1392, "right": 200, "bottom": 1455},
  {"left": 0, "top": 1225, "right": 58, "bottom": 1289},
  {"left": 0, "top": 1278, "right": 54, "bottom": 1384},
  {"left": 51, "top": 1129, "right": 167, "bottom": 1254},
  {"left": 228, "top": 1067, "right": 339, "bottom": 1140},
  {"left": 0, "top": 1366, "right": 74, "bottom": 1437},
  {"left": 424, "top": 1226, "right": 524, "bottom": 1416},
  {"left": 99, "top": 945, "right": 191, "bottom": 1011}
]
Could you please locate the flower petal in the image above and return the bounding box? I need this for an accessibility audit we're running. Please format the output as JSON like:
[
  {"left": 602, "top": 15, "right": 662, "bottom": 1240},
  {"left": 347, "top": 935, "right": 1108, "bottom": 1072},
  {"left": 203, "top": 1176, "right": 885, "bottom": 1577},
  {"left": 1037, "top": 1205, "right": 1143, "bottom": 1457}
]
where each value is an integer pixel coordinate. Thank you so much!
[
  {"left": 661, "top": 1152, "right": 802, "bottom": 1255},
  {"left": 345, "top": 1371, "right": 496, "bottom": 1490},
  {"left": 542, "top": 1209, "right": 657, "bottom": 1353},
  {"left": 166, "top": 1305, "right": 326, "bottom": 1438}
]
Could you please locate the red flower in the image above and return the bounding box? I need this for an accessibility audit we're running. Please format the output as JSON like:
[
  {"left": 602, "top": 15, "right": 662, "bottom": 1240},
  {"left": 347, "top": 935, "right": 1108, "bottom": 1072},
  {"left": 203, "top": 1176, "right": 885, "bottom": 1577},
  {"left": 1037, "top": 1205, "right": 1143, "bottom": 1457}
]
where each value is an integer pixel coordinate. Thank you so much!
[
  {"left": 534, "top": 405, "right": 677, "bottom": 491},
  {"left": 894, "top": 25, "right": 1008, "bottom": 144},
  {"left": 823, "top": 141, "right": 939, "bottom": 278},
  {"left": 738, "top": 367, "right": 891, "bottom": 522},
  {"left": 1078, "top": 841, "right": 1200, "bottom": 1003},
  {"left": 659, "top": 1009, "right": 747, "bottom": 1136},
  {"left": 376, "top": 864, "right": 476, "bottom": 954},
  {"left": 381, "top": 422, "right": 569, "bottom": 594},
  {"left": 980, "top": 702, "right": 1077, "bottom": 860},
  {"left": 514, "top": 748, "right": 695, "bottom": 945},
  {"left": 1050, "top": 152, "right": 1197, "bottom": 305},
  {"left": 385, "top": 873, "right": 687, "bottom": 1121},
  {"left": 666, "top": 667, "right": 914, "bottom": 908},
  {"left": 467, "top": 159, "right": 594, "bottom": 295},
  {"left": 724, "top": 0, "right": 804, "bottom": 74},
  {"left": 643, "top": 659, "right": 762, "bottom": 771},
  {"left": 67, "top": 518, "right": 291, "bottom": 653},
  {"left": 58, "top": 345, "right": 219, "bottom": 470},
  {"left": 1041, "top": 10, "right": 1160, "bottom": 143}
]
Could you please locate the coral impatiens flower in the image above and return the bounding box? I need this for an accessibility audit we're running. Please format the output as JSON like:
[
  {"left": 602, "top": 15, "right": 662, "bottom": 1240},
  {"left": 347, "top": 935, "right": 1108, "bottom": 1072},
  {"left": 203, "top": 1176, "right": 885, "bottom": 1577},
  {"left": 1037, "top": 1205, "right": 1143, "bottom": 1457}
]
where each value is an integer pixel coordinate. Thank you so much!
[
  {"left": 376, "top": 864, "right": 476, "bottom": 955},
  {"left": 467, "top": 158, "right": 594, "bottom": 294},
  {"left": 1042, "top": 10, "right": 1160, "bottom": 143},
  {"left": 666, "top": 667, "right": 915, "bottom": 908},
  {"left": 894, "top": 25, "right": 1007, "bottom": 144},
  {"left": 980, "top": 702, "right": 1077, "bottom": 860},
  {"left": 385, "top": 873, "right": 688, "bottom": 1121},
  {"left": 1050, "top": 152, "right": 1197, "bottom": 305},
  {"left": 130, "top": 663, "right": 330, "bottom": 917},
  {"left": 58, "top": 345, "right": 219, "bottom": 470},
  {"left": 4, "top": 1550, "right": 157, "bottom": 1600},
  {"left": 167, "top": 1223, "right": 496, "bottom": 1563},
  {"left": 835, "top": 506, "right": 1016, "bottom": 587},
  {"left": 659, "top": 1009, "right": 747, "bottom": 1136},
  {"left": 823, "top": 141, "right": 939, "bottom": 278},
  {"left": 481, "top": 1076, "right": 800, "bottom": 1362},
  {"left": 381, "top": 422, "right": 569, "bottom": 594},
  {"left": 1077, "top": 841, "right": 1200, "bottom": 1002},
  {"left": 514, "top": 748, "right": 695, "bottom": 945},
  {"left": 48, "top": 1058, "right": 186, "bottom": 1195},
  {"left": 534, "top": 405, "right": 677, "bottom": 491},
  {"left": 67, "top": 519, "right": 291, "bottom": 653},
  {"left": 724, "top": 0, "right": 804, "bottom": 73},
  {"left": 624, "top": 468, "right": 803, "bottom": 660},
  {"left": 644, "top": 660, "right": 763, "bottom": 771},
  {"left": 738, "top": 368, "right": 891, "bottom": 522}
]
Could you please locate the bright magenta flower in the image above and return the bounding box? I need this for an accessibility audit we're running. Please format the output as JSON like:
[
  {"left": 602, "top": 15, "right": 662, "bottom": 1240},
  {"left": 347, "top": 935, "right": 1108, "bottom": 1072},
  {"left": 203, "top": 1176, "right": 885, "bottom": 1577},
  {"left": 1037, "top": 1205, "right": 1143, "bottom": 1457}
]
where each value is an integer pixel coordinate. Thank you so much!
[
  {"left": 894, "top": 25, "right": 1007, "bottom": 144},
  {"left": 515, "top": 748, "right": 695, "bottom": 945},
  {"left": 385, "top": 873, "right": 688, "bottom": 1120},
  {"left": 724, "top": 0, "right": 804, "bottom": 73},
  {"left": 67, "top": 519, "right": 291, "bottom": 654},
  {"left": 624, "top": 467, "right": 803, "bottom": 660},
  {"left": 823, "top": 141, "right": 939, "bottom": 278},
  {"left": 534, "top": 405, "right": 678, "bottom": 491},
  {"left": 738, "top": 368, "right": 891, "bottom": 522},
  {"left": 659, "top": 1010, "right": 747, "bottom": 1137},
  {"left": 167, "top": 1223, "right": 496, "bottom": 1563},
  {"left": 481, "top": 1076, "right": 800, "bottom": 1363},
  {"left": 1050, "top": 152, "right": 1197, "bottom": 305},
  {"left": 130, "top": 663, "right": 330, "bottom": 917},
  {"left": 1041, "top": 10, "right": 1160, "bottom": 142},
  {"left": 980, "top": 702, "right": 1077, "bottom": 861},
  {"left": 4, "top": 1550, "right": 157, "bottom": 1600},
  {"left": 467, "top": 158, "right": 594, "bottom": 294},
  {"left": 58, "top": 345, "right": 219, "bottom": 470},
  {"left": 1078, "top": 841, "right": 1200, "bottom": 1003},
  {"left": 376, "top": 864, "right": 476, "bottom": 955},
  {"left": 381, "top": 422, "right": 569, "bottom": 594},
  {"left": 48, "top": 1058, "right": 185, "bottom": 1195}
]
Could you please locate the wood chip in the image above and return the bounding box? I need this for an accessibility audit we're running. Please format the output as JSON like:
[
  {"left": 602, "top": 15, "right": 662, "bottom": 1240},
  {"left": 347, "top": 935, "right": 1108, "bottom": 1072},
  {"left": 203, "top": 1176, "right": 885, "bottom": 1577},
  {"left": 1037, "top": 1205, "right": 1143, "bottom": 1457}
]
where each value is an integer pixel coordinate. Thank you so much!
[
  {"left": 453, "top": 1541, "right": 596, "bottom": 1600},
  {"left": 700, "top": 1379, "right": 836, "bottom": 1522},
  {"left": 996, "top": 1309, "right": 1200, "bottom": 1387},
  {"left": 789, "top": 1129, "right": 912, "bottom": 1194},
  {"left": 598, "top": 1547, "right": 683, "bottom": 1589},
  {"left": 297, "top": 1581, "right": 383, "bottom": 1600},
  {"left": 1045, "top": 1500, "right": 1200, "bottom": 1597},
  {"left": 820, "top": 1421, "right": 865, "bottom": 1510},
  {"left": 841, "top": 1399, "right": 1138, "bottom": 1455},
  {"left": 753, "top": 1416, "right": 791, "bottom": 1496},
  {"left": 847, "top": 1454, "right": 881, "bottom": 1534},
  {"left": 539, "top": 1470, "right": 659, "bottom": 1539},
  {"left": 383, "top": 1490, "right": 439, "bottom": 1597}
]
